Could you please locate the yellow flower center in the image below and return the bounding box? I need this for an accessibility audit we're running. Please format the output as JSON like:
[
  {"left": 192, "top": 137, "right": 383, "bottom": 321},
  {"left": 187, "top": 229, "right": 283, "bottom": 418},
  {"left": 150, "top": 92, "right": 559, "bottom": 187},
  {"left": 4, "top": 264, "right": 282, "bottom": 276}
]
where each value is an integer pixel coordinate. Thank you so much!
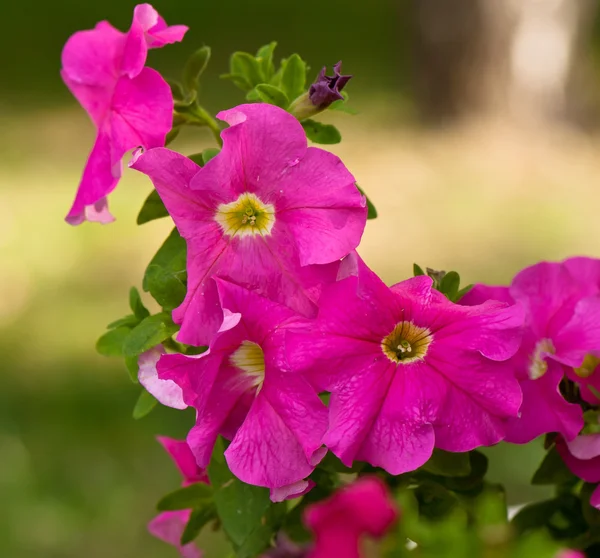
[
  {"left": 575, "top": 354, "right": 600, "bottom": 379},
  {"left": 381, "top": 321, "right": 433, "bottom": 364},
  {"left": 230, "top": 340, "right": 265, "bottom": 392},
  {"left": 529, "top": 338, "right": 556, "bottom": 380},
  {"left": 215, "top": 192, "right": 275, "bottom": 238}
]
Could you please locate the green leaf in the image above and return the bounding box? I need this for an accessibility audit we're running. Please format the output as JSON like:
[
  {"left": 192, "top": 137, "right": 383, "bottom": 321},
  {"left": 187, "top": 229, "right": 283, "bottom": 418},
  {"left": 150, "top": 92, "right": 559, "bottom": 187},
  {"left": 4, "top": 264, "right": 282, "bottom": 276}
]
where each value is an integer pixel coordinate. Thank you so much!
[
  {"left": 279, "top": 54, "right": 306, "bottom": 101},
  {"left": 440, "top": 271, "right": 460, "bottom": 302},
  {"left": 202, "top": 148, "right": 220, "bottom": 165},
  {"left": 96, "top": 326, "right": 130, "bottom": 357},
  {"left": 511, "top": 498, "right": 561, "bottom": 534},
  {"left": 245, "top": 87, "right": 261, "bottom": 102},
  {"left": 183, "top": 46, "right": 211, "bottom": 93},
  {"left": 413, "top": 263, "right": 426, "bottom": 276},
  {"left": 229, "top": 52, "right": 263, "bottom": 90},
  {"left": 220, "top": 73, "right": 253, "bottom": 91},
  {"left": 318, "top": 452, "right": 364, "bottom": 474},
  {"left": 143, "top": 228, "right": 187, "bottom": 311},
  {"left": 208, "top": 438, "right": 285, "bottom": 557},
  {"left": 166, "top": 79, "right": 185, "bottom": 101},
  {"left": 106, "top": 314, "right": 139, "bottom": 330},
  {"left": 137, "top": 189, "right": 169, "bottom": 225},
  {"left": 188, "top": 153, "right": 205, "bottom": 167},
  {"left": 132, "top": 389, "right": 158, "bottom": 419},
  {"left": 124, "top": 355, "right": 139, "bottom": 383},
  {"left": 301, "top": 119, "right": 341, "bottom": 144},
  {"left": 356, "top": 184, "right": 377, "bottom": 219},
  {"left": 254, "top": 84, "right": 289, "bottom": 109},
  {"left": 532, "top": 446, "right": 577, "bottom": 486},
  {"left": 157, "top": 483, "right": 214, "bottom": 511},
  {"left": 421, "top": 449, "right": 471, "bottom": 477},
  {"left": 122, "top": 312, "right": 179, "bottom": 357},
  {"left": 456, "top": 284, "right": 473, "bottom": 301},
  {"left": 329, "top": 99, "right": 359, "bottom": 114},
  {"left": 180, "top": 504, "right": 218, "bottom": 545},
  {"left": 165, "top": 127, "right": 181, "bottom": 146},
  {"left": 581, "top": 482, "right": 600, "bottom": 526},
  {"left": 442, "top": 451, "right": 488, "bottom": 492},
  {"left": 129, "top": 287, "right": 150, "bottom": 321},
  {"left": 255, "top": 42, "right": 277, "bottom": 82}
]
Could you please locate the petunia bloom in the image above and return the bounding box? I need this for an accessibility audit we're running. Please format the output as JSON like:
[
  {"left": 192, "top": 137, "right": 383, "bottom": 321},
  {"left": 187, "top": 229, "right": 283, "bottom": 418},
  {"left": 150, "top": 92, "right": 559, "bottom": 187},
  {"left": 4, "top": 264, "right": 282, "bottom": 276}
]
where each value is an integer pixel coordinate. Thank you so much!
[
  {"left": 131, "top": 103, "right": 366, "bottom": 346},
  {"left": 303, "top": 476, "right": 398, "bottom": 558},
  {"left": 461, "top": 259, "right": 600, "bottom": 443},
  {"left": 286, "top": 253, "right": 523, "bottom": 474},
  {"left": 156, "top": 278, "right": 328, "bottom": 500},
  {"left": 148, "top": 437, "right": 206, "bottom": 558},
  {"left": 556, "top": 433, "right": 600, "bottom": 509},
  {"left": 61, "top": 3, "right": 187, "bottom": 224}
]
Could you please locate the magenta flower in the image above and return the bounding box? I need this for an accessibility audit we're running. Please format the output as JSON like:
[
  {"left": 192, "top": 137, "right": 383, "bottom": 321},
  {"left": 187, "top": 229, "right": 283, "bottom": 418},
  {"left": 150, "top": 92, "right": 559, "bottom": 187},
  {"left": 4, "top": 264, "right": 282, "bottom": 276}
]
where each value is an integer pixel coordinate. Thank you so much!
[
  {"left": 286, "top": 254, "right": 523, "bottom": 474},
  {"left": 556, "top": 433, "right": 600, "bottom": 508},
  {"left": 131, "top": 103, "right": 366, "bottom": 346},
  {"left": 148, "top": 437, "right": 206, "bottom": 558},
  {"left": 461, "top": 260, "right": 600, "bottom": 443},
  {"left": 61, "top": 4, "right": 187, "bottom": 225},
  {"left": 303, "top": 476, "right": 398, "bottom": 558},
  {"left": 157, "top": 278, "right": 328, "bottom": 500}
]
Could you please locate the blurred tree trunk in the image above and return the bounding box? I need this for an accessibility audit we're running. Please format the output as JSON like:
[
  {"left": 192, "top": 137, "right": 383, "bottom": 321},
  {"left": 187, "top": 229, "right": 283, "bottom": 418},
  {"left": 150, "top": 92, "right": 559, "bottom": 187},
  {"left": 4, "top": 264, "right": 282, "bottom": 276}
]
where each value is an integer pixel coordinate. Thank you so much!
[{"left": 412, "top": 0, "right": 600, "bottom": 127}]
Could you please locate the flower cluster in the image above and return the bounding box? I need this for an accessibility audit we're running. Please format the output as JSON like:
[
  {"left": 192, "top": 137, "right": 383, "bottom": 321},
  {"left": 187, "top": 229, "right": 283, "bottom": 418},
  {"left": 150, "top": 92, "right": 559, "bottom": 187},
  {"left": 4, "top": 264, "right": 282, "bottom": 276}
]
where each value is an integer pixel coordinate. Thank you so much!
[{"left": 62, "top": 5, "right": 600, "bottom": 558}]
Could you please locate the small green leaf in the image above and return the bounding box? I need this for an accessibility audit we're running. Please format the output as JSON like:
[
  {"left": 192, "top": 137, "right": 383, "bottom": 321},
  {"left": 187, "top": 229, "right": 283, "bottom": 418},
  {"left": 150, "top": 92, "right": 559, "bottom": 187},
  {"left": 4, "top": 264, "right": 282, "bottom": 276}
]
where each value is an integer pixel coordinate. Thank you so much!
[
  {"left": 157, "top": 483, "right": 214, "bottom": 511},
  {"left": 356, "top": 184, "right": 377, "bottom": 219},
  {"left": 106, "top": 314, "right": 139, "bottom": 330},
  {"left": 279, "top": 54, "right": 306, "bottom": 102},
  {"left": 329, "top": 99, "right": 359, "bottom": 114},
  {"left": 137, "top": 190, "right": 169, "bottom": 225},
  {"left": 132, "top": 389, "right": 158, "bottom": 419},
  {"left": 188, "top": 153, "right": 205, "bottom": 167},
  {"left": 413, "top": 263, "right": 426, "bottom": 276},
  {"left": 202, "top": 148, "right": 220, "bottom": 165},
  {"left": 318, "top": 452, "right": 364, "bottom": 474},
  {"left": 456, "top": 284, "right": 474, "bottom": 301},
  {"left": 229, "top": 52, "right": 263, "bottom": 90},
  {"left": 183, "top": 46, "right": 211, "bottom": 93},
  {"left": 124, "top": 355, "right": 139, "bottom": 383},
  {"left": 255, "top": 42, "right": 277, "bottom": 82},
  {"left": 532, "top": 446, "right": 577, "bottom": 486},
  {"left": 301, "top": 119, "right": 341, "bottom": 144},
  {"left": 96, "top": 327, "right": 130, "bottom": 357},
  {"left": 254, "top": 84, "right": 289, "bottom": 109},
  {"left": 165, "top": 127, "right": 181, "bottom": 146},
  {"left": 208, "top": 438, "right": 285, "bottom": 556},
  {"left": 421, "top": 449, "right": 471, "bottom": 477},
  {"left": 245, "top": 88, "right": 261, "bottom": 102},
  {"left": 129, "top": 287, "right": 150, "bottom": 321},
  {"left": 122, "top": 312, "right": 179, "bottom": 357},
  {"left": 143, "top": 228, "right": 187, "bottom": 311},
  {"left": 220, "top": 73, "right": 253, "bottom": 91},
  {"left": 440, "top": 271, "right": 460, "bottom": 302},
  {"left": 180, "top": 504, "right": 218, "bottom": 545},
  {"left": 511, "top": 499, "right": 560, "bottom": 534},
  {"left": 166, "top": 79, "right": 185, "bottom": 101}
]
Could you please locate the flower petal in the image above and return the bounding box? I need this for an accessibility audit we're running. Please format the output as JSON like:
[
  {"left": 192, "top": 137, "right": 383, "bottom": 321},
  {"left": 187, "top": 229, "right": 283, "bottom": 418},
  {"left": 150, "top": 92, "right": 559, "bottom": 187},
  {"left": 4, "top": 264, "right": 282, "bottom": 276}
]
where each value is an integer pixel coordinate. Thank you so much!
[{"left": 139, "top": 347, "right": 187, "bottom": 410}]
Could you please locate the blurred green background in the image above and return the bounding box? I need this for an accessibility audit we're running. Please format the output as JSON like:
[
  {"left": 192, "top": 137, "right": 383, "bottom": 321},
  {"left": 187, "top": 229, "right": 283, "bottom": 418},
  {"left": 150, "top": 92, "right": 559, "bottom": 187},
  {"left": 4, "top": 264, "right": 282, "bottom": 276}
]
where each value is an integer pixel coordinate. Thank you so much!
[{"left": 4, "top": 0, "right": 600, "bottom": 556}]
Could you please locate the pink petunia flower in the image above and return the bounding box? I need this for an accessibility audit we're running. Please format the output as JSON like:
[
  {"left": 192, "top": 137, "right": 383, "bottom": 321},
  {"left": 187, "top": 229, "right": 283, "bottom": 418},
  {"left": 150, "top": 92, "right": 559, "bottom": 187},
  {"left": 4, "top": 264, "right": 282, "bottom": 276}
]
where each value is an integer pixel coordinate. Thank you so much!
[
  {"left": 286, "top": 253, "right": 523, "bottom": 474},
  {"left": 130, "top": 103, "right": 367, "bottom": 346},
  {"left": 61, "top": 3, "right": 187, "bottom": 225},
  {"left": 461, "top": 259, "right": 600, "bottom": 443},
  {"left": 148, "top": 437, "right": 206, "bottom": 558},
  {"left": 556, "top": 433, "right": 600, "bottom": 509},
  {"left": 303, "top": 476, "right": 398, "bottom": 558},
  {"left": 156, "top": 278, "right": 328, "bottom": 500}
]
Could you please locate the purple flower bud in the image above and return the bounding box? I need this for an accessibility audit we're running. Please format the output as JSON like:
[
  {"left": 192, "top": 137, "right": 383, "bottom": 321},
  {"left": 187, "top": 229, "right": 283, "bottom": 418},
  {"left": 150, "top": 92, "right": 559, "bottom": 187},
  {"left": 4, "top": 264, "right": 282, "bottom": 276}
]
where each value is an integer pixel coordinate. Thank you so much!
[{"left": 308, "top": 61, "right": 352, "bottom": 109}]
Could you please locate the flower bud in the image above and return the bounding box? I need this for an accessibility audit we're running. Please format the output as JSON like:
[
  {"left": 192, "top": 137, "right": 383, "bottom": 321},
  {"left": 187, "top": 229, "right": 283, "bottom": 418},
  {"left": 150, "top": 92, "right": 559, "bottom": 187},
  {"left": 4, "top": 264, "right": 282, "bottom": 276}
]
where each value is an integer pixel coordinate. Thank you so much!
[{"left": 290, "top": 61, "right": 352, "bottom": 120}]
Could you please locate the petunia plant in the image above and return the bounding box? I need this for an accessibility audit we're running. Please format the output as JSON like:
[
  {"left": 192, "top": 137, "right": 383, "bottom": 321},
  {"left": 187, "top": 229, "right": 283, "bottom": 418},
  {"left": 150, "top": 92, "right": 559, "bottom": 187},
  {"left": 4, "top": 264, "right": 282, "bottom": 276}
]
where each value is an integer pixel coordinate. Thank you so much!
[{"left": 61, "top": 4, "right": 600, "bottom": 557}]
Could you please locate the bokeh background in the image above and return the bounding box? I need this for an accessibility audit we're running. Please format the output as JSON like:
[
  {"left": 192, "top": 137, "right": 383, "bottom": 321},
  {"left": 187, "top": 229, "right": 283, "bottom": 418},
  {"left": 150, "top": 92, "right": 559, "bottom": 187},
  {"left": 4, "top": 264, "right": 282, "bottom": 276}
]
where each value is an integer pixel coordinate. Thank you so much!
[{"left": 3, "top": 0, "right": 600, "bottom": 556}]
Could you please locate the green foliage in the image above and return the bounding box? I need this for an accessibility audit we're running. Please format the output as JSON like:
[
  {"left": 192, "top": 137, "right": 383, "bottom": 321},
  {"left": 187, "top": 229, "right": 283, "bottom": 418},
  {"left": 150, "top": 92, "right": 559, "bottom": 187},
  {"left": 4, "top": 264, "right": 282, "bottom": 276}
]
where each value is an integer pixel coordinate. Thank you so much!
[
  {"left": 202, "top": 147, "right": 221, "bottom": 164},
  {"left": 208, "top": 438, "right": 286, "bottom": 557},
  {"left": 96, "top": 326, "right": 131, "bottom": 357},
  {"left": 421, "top": 449, "right": 471, "bottom": 477},
  {"left": 301, "top": 119, "right": 342, "bottom": 144},
  {"left": 183, "top": 46, "right": 211, "bottom": 94},
  {"left": 132, "top": 390, "right": 158, "bottom": 419},
  {"left": 181, "top": 505, "right": 218, "bottom": 545},
  {"left": 279, "top": 54, "right": 307, "bottom": 101},
  {"left": 413, "top": 265, "right": 473, "bottom": 302},
  {"left": 122, "top": 312, "right": 179, "bottom": 358},
  {"left": 356, "top": 184, "right": 378, "bottom": 219},
  {"left": 137, "top": 190, "right": 169, "bottom": 225},
  {"left": 253, "top": 84, "right": 289, "bottom": 108},
  {"left": 532, "top": 446, "right": 577, "bottom": 486},
  {"left": 157, "top": 483, "right": 214, "bottom": 511},
  {"left": 143, "top": 228, "right": 187, "bottom": 312}
]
